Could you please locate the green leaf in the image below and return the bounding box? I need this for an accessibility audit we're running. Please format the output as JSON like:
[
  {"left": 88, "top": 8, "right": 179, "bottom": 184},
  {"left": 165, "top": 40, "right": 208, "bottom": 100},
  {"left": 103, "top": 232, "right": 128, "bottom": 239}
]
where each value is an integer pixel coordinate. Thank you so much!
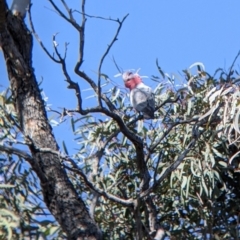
[
  {"left": 0, "top": 184, "right": 15, "bottom": 188},
  {"left": 71, "top": 117, "right": 75, "bottom": 132},
  {"left": 188, "top": 62, "right": 205, "bottom": 72},
  {"left": 218, "top": 161, "right": 227, "bottom": 167},
  {"left": 156, "top": 58, "right": 165, "bottom": 79},
  {"left": 201, "top": 176, "right": 208, "bottom": 197},
  {"left": 181, "top": 176, "right": 187, "bottom": 189},
  {"left": 62, "top": 141, "right": 69, "bottom": 155}
]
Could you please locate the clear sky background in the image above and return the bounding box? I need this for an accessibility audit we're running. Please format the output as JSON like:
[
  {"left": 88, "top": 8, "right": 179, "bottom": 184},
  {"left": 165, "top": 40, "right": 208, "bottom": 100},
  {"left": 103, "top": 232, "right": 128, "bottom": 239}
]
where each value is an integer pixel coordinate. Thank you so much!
[{"left": 1, "top": 0, "right": 240, "bottom": 154}]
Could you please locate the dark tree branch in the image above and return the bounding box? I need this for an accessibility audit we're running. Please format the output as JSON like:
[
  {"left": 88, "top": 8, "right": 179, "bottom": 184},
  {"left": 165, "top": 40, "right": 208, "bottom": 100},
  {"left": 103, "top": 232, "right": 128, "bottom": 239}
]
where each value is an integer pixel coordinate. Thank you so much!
[
  {"left": 112, "top": 55, "right": 123, "bottom": 74},
  {"left": 63, "top": 158, "right": 133, "bottom": 207},
  {"left": 0, "top": 144, "right": 33, "bottom": 162},
  {"left": 52, "top": 33, "right": 68, "bottom": 60},
  {"left": 48, "top": 0, "right": 82, "bottom": 32},
  {"left": 67, "top": 97, "right": 180, "bottom": 164},
  {"left": 74, "top": 58, "right": 117, "bottom": 112},
  {"left": 75, "top": 10, "right": 125, "bottom": 22},
  {"left": 65, "top": 78, "right": 143, "bottom": 147},
  {"left": 28, "top": 4, "right": 60, "bottom": 63},
  {"left": 60, "top": 0, "right": 76, "bottom": 23},
  {"left": 69, "top": 0, "right": 118, "bottom": 112},
  {"left": 74, "top": 0, "right": 86, "bottom": 69},
  {"left": 97, "top": 14, "right": 128, "bottom": 108},
  {"left": 0, "top": 0, "right": 7, "bottom": 32}
]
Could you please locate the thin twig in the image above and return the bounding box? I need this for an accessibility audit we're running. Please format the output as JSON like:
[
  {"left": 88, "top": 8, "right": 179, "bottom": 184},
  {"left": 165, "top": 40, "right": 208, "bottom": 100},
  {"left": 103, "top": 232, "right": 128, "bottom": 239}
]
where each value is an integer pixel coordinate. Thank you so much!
[
  {"left": 48, "top": 0, "right": 81, "bottom": 31},
  {"left": 97, "top": 14, "right": 129, "bottom": 108},
  {"left": 28, "top": 4, "right": 60, "bottom": 63},
  {"left": 112, "top": 55, "right": 123, "bottom": 73},
  {"left": 74, "top": 10, "right": 125, "bottom": 22},
  {"left": 52, "top": 33, "right": 68, "bottom": 61},
  {"left": 60, "top": 0, "right": 75, "bottom": 23},
  {"left": 74, "top": 0, "right": 86, "bottom": 70}
]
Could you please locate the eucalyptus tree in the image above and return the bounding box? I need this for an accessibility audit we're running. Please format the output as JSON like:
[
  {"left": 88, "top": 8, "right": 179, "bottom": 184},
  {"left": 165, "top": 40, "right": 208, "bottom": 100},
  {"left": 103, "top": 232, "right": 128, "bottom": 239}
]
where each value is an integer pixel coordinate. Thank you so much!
[{"left": 0, "top": 1, "right": 240, "bottom": 239}]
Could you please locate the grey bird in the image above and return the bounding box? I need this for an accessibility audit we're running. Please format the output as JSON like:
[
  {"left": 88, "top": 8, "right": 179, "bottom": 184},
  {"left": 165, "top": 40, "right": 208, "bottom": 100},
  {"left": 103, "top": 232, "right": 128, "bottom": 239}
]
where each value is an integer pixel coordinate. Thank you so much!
[{"left": 123, "top": 71, "right": 155, "bottom": 119}]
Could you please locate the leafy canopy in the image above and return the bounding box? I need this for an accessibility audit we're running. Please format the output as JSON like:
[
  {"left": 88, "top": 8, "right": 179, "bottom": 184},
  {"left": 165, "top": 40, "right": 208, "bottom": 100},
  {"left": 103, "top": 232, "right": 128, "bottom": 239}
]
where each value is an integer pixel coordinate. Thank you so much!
[{"left": 1, "top": 58, "right": 240, "bottom": 239}]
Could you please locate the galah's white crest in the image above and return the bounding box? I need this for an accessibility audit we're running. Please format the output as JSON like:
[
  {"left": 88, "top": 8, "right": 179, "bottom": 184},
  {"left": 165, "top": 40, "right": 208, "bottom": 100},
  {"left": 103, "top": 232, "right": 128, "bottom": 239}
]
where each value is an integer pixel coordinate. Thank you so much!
[
  {"left": 11, "top": 0, "right": 30, "bottom": 18},
  {"left": 123, "top": 71, "right": 155, "bottom": 119}
]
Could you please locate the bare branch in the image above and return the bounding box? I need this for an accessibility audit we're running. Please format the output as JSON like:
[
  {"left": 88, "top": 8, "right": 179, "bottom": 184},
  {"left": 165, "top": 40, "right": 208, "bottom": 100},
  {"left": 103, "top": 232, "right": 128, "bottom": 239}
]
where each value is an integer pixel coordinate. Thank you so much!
[
  {"left": 0, "top": 144, "right": 33, "bottom": 163},
  {"left": 74, "top": 10, "right": 125, "bottom": 22},
  {"left": 28, "top": 4, "right": 60, "bottom": 63},
  {"left": 112, "top": 56, "right": 123, "bottom": 73},
  {"left": 97, "top": 14, "right": 129, "bottom": 108},
  {"left": 73, "top": 0, "right": 86, "bottom": 70},
  {"left": 52, "top": 33, "right": 68, "bottom": 61},
  {"left": 60, "top": 0, "right": 75, "bottom": 23},
  {"left": 74, "top": 70, "right": 117, "bottom": 111},
  {"left": 72, "top": 0, "right": 118, "bottom": 112},
  {"left": 48, "top": 0, "right": 82, "bottom": 31},
  {"left": 66, "top": 79, "right": 108, "bottom": 114}
]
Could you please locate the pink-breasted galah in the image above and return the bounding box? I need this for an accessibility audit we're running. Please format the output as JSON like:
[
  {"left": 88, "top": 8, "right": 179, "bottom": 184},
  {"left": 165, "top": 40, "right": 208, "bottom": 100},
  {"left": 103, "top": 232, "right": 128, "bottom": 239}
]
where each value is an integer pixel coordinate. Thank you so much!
[{"left": 123, "top": 71, "right": 155, "bottom": 119}]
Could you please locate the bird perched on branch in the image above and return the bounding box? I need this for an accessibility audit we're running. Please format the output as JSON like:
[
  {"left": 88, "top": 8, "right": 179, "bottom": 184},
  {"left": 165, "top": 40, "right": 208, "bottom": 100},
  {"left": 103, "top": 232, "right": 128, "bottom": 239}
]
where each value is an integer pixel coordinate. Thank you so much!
[
  {"left": 123, "top": 71, "right": 155, "bottom": 119},
  {"left": 11, "top": 0, "right": 30, "bottom": 18}
]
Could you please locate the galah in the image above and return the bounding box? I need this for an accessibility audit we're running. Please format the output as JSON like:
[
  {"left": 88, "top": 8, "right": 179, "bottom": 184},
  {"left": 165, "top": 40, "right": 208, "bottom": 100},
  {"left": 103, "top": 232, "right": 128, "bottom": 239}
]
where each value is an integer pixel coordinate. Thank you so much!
[
  {"left": 123, "top": 71, "right": 155, "bottom": 119},
  {"left": 11, "top": 0, "right": 30, "bottom": 18}
]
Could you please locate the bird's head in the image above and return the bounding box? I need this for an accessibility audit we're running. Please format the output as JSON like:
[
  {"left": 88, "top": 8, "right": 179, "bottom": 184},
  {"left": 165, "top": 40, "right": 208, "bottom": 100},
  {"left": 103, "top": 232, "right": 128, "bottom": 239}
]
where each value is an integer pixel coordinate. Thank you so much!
[{"left": 122, "top": 71, "right": 142, "bottom": 90}]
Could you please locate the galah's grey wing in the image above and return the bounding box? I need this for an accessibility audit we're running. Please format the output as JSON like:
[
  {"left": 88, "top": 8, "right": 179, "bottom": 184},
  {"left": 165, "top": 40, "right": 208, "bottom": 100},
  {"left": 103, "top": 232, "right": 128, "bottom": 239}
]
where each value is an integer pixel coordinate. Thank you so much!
[{"left": 131, "top": 88, "right": 155, "bottom": 119}]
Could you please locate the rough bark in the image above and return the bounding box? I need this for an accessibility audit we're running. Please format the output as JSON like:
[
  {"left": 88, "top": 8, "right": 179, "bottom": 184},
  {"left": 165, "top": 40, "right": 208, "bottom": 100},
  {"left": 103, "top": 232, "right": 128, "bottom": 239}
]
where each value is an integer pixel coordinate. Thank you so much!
[{"left": 0, "top": 1, "right": 101, "bottom": 239}]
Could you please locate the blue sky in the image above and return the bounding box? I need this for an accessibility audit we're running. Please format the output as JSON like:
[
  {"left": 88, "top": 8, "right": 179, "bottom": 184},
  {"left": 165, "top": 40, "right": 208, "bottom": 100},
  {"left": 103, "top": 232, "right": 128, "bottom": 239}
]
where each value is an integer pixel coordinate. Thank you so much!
[{"left": 1, "top": 0, "right": 240, "bottom": 153}]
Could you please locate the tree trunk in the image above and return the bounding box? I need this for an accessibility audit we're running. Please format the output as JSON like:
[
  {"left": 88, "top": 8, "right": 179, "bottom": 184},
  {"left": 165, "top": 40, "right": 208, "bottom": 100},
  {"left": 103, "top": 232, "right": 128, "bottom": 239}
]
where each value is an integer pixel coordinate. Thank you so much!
[{"left": 0, "top": 1, "right": 101, "bottom": 239}]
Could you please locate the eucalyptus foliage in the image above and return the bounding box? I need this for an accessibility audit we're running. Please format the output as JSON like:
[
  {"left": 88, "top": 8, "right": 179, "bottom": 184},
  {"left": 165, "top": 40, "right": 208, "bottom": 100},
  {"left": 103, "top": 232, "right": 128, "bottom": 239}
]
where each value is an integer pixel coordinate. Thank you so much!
[
  {"left": 1, "top": 60, "right": 240, "bottom": 239},
  {"left": 0, "top": 90, "right": 63, "bottom": 239}
]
